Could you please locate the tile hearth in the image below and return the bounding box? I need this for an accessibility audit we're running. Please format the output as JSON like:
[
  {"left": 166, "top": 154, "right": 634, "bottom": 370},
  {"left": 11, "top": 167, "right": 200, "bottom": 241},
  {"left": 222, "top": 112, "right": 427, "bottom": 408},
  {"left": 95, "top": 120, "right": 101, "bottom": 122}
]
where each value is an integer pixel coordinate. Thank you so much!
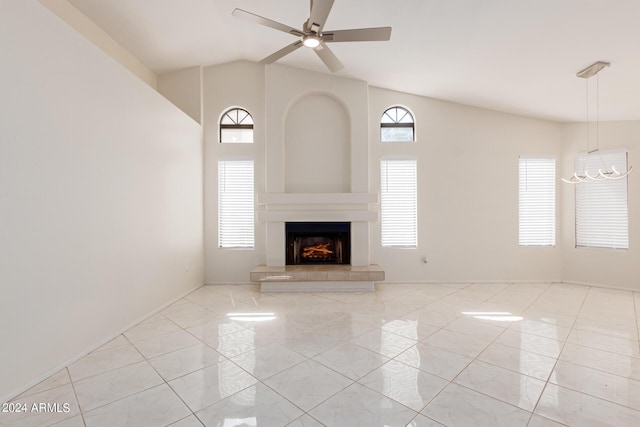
[
  {"left": 250, "top": 264, "right": 385, "bottom": 292},
  {"left": 3, "top": 282, "right": 640, "bottom": 427}
]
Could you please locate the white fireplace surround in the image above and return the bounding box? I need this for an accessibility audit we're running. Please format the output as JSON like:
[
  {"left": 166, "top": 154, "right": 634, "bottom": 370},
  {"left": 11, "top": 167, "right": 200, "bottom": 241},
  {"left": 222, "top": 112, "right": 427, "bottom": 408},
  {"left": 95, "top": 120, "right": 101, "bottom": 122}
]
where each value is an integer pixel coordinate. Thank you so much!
[
  {"left": 259, "top": 192, "right": 378, "bottom": 267},
  {"left": 261, "top": 66, "right": 374, "bottom": 268}
]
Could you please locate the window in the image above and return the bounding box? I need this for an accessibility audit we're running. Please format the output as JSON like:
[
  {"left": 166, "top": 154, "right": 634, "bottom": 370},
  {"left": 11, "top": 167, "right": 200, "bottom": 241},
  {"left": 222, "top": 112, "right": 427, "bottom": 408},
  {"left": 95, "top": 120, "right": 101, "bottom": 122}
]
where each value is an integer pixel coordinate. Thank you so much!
[
  {"left": 380, "top": 158, "right": 417, "bottom": 247},
  {"left": 575, "top": 150, "right": 629, "bottom": 249},
  {"left": 218, "top": 160, "right": 254, "bottom": 248},
  {"left": 519, "top": 157, "right": 556, "bottom": 246},
  {"left": 220, "top": 108, "right": 253, "bottom": 143},
  {"left": 380, "top": 106, "right": 414, "bottom": 142}
]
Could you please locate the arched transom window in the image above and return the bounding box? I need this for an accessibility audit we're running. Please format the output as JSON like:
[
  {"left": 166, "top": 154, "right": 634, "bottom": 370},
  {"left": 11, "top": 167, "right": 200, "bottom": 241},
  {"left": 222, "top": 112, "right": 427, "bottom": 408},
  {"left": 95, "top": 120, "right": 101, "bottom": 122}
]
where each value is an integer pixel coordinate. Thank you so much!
[
  {"left": 220, "top": 107, "right": 253, "bottom": 143},
  {"left": 380, "top": 106, "right": 414, "bottom": 142}
]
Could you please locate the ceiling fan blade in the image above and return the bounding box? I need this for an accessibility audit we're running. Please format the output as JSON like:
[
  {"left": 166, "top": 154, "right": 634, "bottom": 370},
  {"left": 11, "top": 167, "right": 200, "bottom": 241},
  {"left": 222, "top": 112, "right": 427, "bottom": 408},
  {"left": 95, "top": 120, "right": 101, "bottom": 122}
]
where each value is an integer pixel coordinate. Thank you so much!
[
  {"left": 314, "top": 42, "right": 343, "bottom": 72},
  {"left": 309, "top": 0, "right": 334, "bottom": 32},
  {"left": 259, "top": 41, "right": 304, "bottom": 64},
  {"left": 323, "top": 27, "right": 392, "bottom": 42},
  {"left": 232, "top": 8, "right": 304, "bottom": 37}
]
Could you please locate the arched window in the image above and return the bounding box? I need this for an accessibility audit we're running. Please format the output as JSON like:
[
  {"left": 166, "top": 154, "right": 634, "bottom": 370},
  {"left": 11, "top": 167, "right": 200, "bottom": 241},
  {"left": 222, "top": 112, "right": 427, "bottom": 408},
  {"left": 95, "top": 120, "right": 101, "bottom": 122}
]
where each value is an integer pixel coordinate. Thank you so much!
[
  {"left": 380, "top": 106, "right": 414, "bottom": 142},
  {"left": 220, "top": 107, "right": 253, "bottom": 143}
]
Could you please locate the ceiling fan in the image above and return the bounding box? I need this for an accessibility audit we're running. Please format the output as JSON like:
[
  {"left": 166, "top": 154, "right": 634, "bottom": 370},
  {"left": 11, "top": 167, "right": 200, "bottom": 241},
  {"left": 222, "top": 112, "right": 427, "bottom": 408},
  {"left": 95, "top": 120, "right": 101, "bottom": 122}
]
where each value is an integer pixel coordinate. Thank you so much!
[{"left": 232, "top": 0, "right": 392, "bottom": 72}]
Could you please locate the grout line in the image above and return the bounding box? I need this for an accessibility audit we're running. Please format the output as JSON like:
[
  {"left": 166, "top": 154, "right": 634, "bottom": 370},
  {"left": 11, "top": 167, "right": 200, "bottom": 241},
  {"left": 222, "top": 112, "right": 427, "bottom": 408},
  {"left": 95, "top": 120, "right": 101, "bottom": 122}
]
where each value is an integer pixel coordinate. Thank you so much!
[
  {"left": 633, "top": 291, "right": 640, "bottom": 343},
  {"left": 510, "top": 284, "right": 575, "bottom": 424},
  {"left": 525, "top": 284, "right": 590, "bottom": 426},
  {"left": 23, "top": 282, "right": 640, "bottom": 426}
]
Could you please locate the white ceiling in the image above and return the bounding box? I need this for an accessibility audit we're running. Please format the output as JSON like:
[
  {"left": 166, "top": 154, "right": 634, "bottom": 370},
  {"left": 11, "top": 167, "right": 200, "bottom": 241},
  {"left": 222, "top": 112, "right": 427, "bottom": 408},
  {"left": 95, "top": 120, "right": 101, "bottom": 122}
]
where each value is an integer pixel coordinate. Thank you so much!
[{"left": 68, "top": 0, "right": 640, "bottom": 122}]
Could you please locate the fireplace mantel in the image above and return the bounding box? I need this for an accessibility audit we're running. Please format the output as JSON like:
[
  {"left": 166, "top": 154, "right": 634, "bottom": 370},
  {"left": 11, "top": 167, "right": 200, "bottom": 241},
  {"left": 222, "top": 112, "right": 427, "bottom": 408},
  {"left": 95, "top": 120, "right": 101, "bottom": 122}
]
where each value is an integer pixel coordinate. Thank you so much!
[
  {"left": 257, "top": 192, "right": 378, "bottom": 223},
  {"left": 258, "top": 193, "right": 377, "bottom": 205}
]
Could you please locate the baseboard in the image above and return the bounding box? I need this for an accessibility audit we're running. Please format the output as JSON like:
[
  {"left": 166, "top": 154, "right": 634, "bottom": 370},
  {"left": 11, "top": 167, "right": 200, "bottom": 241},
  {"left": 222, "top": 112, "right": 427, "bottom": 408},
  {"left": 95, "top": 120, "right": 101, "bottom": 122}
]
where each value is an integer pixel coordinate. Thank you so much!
[
  {"left": 560, "top": 280, "right": 639, "bottom": 293},
  {"left": 380, "top": 279, "right": 637, "bottom": 293},
  {"left": 204, "top": 279, "right": 563, "bottom": 287},
  {"left": 3, "top": 281, "right": 204, "bottom": 403},
  {"left": 204, "top": 281, "right": 255, "bottom": 286},
  {"left": 203, "top": 279, "right": 638, "bottom": 293},
  {"left": 378, "top": 279, "right": 561, "bottom": 285}
]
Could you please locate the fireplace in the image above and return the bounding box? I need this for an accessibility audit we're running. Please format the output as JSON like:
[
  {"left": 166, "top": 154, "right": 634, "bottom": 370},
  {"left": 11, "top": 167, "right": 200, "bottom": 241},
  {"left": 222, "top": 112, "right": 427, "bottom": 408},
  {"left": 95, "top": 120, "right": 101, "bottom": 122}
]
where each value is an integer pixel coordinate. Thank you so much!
[{"left": 286, "top": 222, "right": 350, "bottom": 265}]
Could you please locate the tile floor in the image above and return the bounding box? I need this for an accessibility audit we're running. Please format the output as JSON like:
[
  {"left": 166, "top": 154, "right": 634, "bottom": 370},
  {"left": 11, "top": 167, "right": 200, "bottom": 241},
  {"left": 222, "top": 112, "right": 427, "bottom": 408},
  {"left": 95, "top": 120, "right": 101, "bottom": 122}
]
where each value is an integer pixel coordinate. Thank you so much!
[{"left": 3, "top": 282, "right": 640, "bottom": 427}]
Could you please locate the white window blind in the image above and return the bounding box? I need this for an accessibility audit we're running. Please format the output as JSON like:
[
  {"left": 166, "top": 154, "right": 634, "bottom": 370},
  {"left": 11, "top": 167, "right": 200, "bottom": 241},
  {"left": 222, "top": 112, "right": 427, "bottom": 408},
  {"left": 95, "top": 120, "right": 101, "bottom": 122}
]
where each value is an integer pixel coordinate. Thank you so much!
[
  {"left": 575, "top": 150, "right": 629, "bottom": 249},
  {"left": 380, "top": 159, "right": 417, "bottom": 247},
  {"left": 519, "top": 157, "right": 556, "bottom": 246},
  {"left": 218, "top": 160, "right": 254, "bottom": 248}
]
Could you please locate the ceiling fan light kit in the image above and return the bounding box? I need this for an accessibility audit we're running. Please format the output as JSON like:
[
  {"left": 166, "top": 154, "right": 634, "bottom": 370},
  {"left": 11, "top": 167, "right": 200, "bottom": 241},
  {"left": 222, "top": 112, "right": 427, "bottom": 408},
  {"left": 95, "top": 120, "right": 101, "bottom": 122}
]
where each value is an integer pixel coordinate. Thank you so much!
[
  {"left": 232, "top": 0, "right": 392, "bottom": 72},
  {"left": 303, "top": 35, "right": 321, "bottom": 48}
]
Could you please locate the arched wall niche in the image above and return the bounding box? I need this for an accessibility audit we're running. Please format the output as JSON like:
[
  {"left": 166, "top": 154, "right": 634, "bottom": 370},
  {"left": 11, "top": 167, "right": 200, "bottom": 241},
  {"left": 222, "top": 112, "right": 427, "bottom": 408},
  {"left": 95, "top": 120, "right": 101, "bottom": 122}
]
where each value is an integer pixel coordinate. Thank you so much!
[{"left": 284, "top": 92, "right": 351, "bottom": 193}]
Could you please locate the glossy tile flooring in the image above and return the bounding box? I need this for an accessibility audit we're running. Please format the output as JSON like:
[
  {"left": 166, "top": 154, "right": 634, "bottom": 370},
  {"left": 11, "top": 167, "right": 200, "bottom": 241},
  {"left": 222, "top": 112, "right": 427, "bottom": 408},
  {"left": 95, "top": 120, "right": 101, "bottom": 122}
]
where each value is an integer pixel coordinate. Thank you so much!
[{"left": 4, "top": 282, "right": 640, "bottom": 427}]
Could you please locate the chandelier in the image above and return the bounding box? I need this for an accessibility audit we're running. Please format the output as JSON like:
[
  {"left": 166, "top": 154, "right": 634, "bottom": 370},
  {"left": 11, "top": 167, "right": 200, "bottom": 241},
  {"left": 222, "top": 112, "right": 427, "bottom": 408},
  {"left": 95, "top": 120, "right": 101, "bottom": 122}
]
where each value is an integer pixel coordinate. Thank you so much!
[{"left": 561, "top": 61, "right": 633, "bottom": 184}]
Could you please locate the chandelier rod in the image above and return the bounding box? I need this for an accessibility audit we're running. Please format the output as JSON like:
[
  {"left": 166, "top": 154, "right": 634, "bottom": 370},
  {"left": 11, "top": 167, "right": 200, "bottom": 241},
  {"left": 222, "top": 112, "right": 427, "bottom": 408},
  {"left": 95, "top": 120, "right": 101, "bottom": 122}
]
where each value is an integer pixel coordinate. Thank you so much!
[{"left": 561, "top": 61, "right": 632, "bottom": 184}]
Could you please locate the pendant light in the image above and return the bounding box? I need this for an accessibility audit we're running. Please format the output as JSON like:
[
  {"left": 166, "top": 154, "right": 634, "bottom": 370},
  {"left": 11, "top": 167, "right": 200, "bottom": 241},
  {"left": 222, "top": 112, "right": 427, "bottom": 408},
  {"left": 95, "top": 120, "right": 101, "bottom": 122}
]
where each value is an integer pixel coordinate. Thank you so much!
[{"left": 561, "top": 61, "right": 633, "bottom": 184}]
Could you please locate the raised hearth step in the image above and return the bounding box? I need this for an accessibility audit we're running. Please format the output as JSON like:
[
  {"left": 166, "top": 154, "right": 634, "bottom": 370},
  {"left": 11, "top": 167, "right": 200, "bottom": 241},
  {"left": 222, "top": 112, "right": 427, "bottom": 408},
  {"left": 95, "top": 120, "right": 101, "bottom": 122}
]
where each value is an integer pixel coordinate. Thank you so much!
[{"left": 250, "top": 264, "right": 384, "bottom": 283}]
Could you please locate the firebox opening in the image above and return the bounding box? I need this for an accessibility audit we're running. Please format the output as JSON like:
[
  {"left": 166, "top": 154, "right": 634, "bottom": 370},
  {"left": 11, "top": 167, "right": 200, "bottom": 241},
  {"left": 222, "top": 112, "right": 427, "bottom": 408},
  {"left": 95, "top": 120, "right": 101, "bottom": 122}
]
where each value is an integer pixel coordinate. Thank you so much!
[{"left": 286, "top": 222, "right": 350, "bottom": 265}]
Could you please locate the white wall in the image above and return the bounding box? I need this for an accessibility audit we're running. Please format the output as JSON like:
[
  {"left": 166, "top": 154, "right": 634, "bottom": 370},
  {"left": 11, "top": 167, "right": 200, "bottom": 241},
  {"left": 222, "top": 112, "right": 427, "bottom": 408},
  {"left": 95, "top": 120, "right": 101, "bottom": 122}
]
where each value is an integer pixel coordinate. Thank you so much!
[
  {"left": 0, "top": 1, "right": 203, "bottom": 401},
  {"left": 39, "top": 0, "right": 157, "bottom": 88},
  {"left": 158, "top": 66, "right": 203, "bottom": 124},
  {"left": 263, "top": 65, "right": 373, "bottom": 268},
  {"left": 369, "top": 87, "right": 564, "bottom": 283},
  {"left": 561, "top": 121, "right": 640, "bottom": 290},
  {"left": 284, "top": 94, "right": 350, "bottom": 193},
  {"left": 203, "top": 61, "right": 266, "bottom": 284},
  {"left": 201, "top": 61, "right": 565, "bottom": 283},
  {"left": 265, "top": 64, "right": 370, "bottom": 194}
]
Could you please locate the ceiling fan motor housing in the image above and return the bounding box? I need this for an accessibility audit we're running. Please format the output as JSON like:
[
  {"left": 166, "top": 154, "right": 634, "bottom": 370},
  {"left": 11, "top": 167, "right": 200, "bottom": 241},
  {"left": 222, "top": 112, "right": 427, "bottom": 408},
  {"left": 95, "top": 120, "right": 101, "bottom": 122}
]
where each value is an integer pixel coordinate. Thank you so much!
[{"left": 232, "top": 0, "right": 391, "bottom": 72}]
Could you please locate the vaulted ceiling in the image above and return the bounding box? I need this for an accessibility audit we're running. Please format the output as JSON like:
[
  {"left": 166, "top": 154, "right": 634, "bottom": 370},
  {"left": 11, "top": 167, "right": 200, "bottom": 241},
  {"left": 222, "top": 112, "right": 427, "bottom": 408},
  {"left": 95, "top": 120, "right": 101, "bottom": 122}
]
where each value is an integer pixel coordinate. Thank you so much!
[{"left": 68, "top": 0, "right": 640, "bottom": 122}]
